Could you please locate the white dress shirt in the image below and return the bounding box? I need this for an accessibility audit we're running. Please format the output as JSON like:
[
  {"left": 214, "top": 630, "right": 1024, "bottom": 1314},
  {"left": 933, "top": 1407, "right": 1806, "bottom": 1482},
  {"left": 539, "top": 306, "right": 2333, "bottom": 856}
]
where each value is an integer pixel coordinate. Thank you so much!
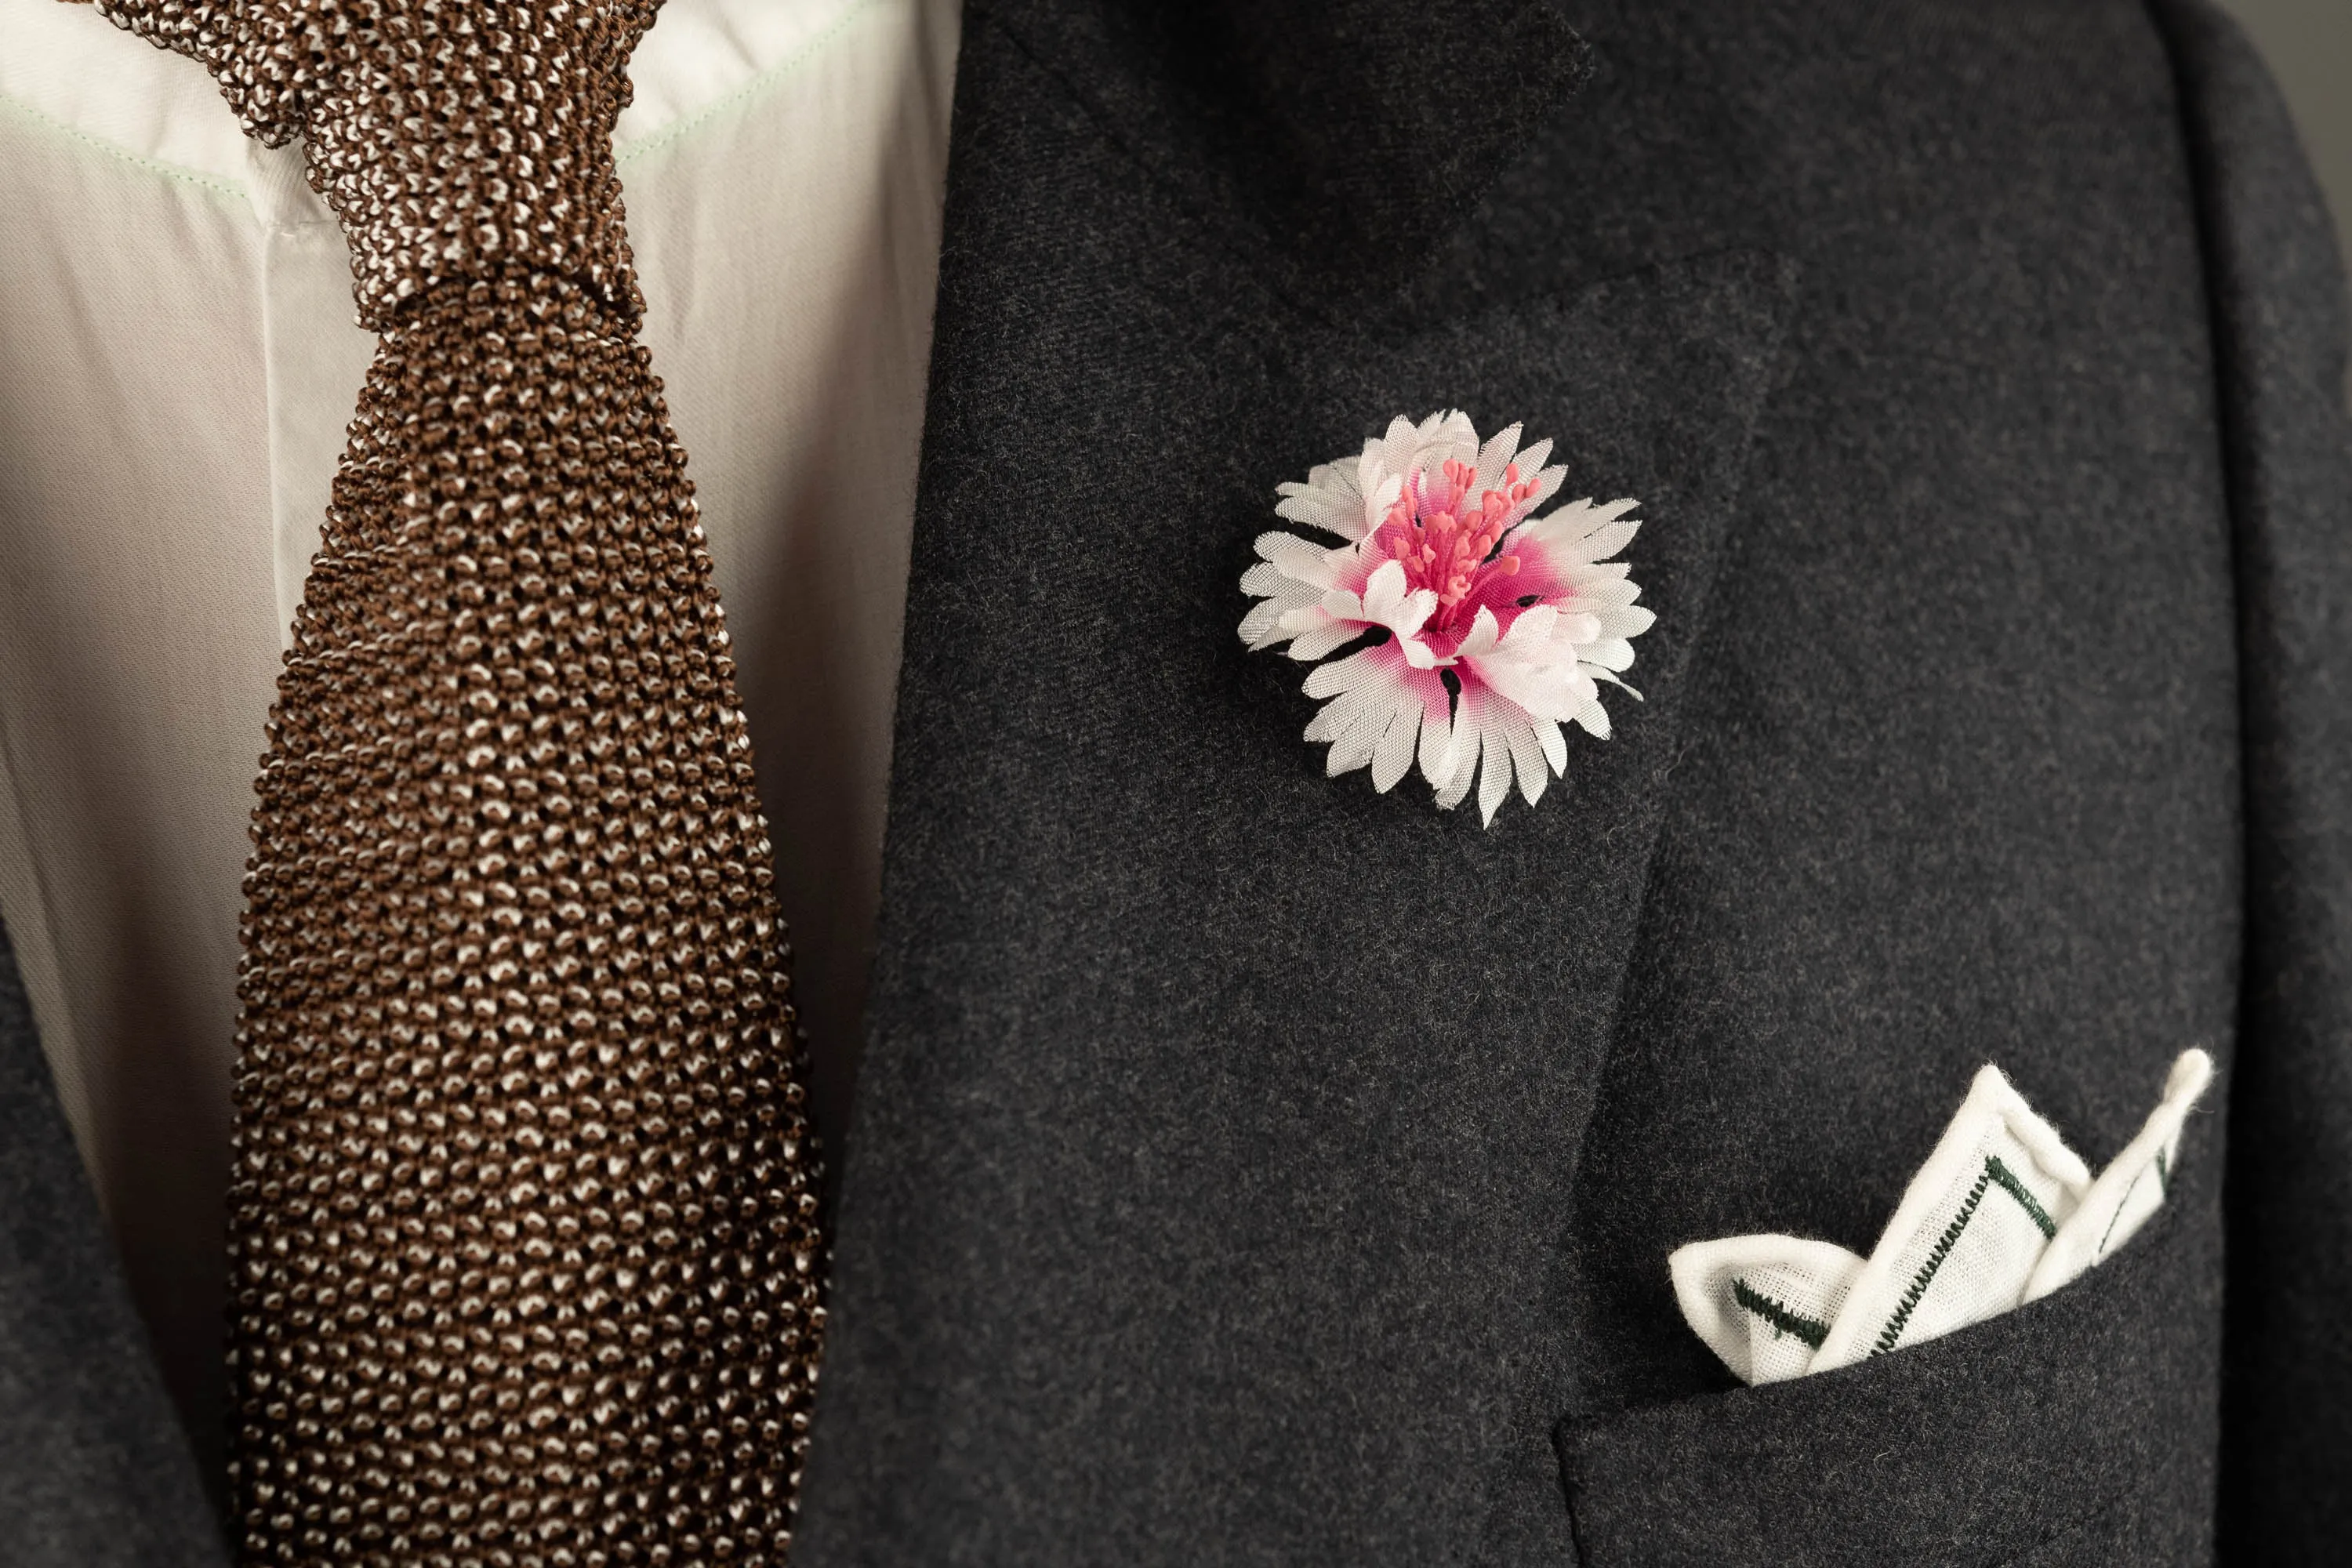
[{"left": 0, "top": 0, "right": 956, "bottom": 1457}]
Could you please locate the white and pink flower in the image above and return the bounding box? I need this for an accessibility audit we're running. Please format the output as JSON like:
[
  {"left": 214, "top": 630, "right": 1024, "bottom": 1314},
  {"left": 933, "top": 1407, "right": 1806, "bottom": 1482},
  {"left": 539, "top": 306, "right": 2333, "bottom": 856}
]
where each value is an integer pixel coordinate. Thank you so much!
[{"left": 1240, "top": 411, "right": 1653, "bottom": 825}]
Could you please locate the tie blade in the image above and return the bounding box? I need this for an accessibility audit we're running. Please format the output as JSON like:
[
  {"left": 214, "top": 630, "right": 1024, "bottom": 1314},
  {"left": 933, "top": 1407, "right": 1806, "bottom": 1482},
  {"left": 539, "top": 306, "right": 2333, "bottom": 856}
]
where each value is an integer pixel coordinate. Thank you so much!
[{"left": 232, "top": 274, "right": 824, "bottom": 1565}]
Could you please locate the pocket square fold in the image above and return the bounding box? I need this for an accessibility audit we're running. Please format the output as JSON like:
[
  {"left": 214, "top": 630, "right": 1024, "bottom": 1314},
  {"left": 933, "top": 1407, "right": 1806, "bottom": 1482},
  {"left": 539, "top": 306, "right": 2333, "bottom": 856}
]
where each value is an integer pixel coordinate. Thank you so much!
[{"left": 1671, "top": 1049, "right": 2212, "bottom": 1385}]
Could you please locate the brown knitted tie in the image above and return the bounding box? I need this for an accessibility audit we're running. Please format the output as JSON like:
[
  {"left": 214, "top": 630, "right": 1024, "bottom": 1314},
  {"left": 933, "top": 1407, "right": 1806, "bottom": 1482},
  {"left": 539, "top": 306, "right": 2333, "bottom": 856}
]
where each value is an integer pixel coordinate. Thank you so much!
[{"left": 89, "top": 2, "right": 826, "bottom": 1563}]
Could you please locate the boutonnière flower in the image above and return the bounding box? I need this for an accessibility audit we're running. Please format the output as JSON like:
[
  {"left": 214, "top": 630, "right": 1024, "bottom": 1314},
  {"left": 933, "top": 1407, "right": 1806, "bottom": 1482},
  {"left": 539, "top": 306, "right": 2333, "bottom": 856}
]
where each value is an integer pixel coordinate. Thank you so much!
[{"left": 1240, "top": 412, "right": 1653, "bottom": 825}]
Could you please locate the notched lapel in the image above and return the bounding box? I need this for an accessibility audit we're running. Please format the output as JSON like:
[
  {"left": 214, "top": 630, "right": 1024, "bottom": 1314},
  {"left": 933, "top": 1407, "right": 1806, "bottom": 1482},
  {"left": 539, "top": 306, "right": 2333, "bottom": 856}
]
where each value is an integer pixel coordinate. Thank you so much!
[
  {"left": 810, "top": 205, "right": 1797, "bottom": 1568},
  {"left": 800, "top": 9, "right": 1800, "bottom": 1561}
]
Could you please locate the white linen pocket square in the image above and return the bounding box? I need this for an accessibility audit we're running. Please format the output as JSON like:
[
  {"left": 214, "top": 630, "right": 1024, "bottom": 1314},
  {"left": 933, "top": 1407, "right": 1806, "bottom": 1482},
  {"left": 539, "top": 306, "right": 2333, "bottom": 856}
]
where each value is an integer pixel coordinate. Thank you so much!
[{"left": 1671, "top": 1049, "right": 2212, "bottom": 1385}]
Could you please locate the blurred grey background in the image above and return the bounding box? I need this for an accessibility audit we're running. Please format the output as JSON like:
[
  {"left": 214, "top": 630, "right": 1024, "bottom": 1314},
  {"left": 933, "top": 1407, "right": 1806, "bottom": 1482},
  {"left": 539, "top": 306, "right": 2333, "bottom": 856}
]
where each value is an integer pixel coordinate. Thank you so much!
[{"left": 2219, "top": 0, "right": 2351, "bottom": 403}]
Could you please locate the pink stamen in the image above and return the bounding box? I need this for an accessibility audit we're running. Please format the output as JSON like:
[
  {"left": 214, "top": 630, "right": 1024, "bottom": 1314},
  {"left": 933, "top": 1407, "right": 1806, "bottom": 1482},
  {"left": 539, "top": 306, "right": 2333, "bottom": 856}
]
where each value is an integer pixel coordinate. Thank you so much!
[{"left": 1376, "top": 458, "right": 1543, "bottom": 635}]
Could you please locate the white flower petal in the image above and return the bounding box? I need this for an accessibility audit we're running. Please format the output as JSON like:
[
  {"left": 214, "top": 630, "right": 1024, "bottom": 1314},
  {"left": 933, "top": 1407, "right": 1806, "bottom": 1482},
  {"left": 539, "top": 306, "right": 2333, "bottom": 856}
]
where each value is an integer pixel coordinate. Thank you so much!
[
  {"left": 1361, "top": 559, "right": 1410, "bottom": 620},
  {"left": 1472, "top": 653, "right": 1581, "bottom": 721},
  {"left": 1302, "top": 688, "right": 1374, "bottom": 744},
  {"left": 1515, "top": 496, "right": 1592, "bottom": 543},
  {"left": 1572, "top": 576, "right": 1642, "bottom": 606},
  {"left": 1535, "top": 716, "right": 1567, "bottom": 776},
  {"left": 1370, "top": 701, "right": 1419, "bottom": 792},
  {"left": 1394, "top": 589, "right": 1438, "bottom": 640},
  {"left": 1475, "top": 717, "right": 1513, "bottom": 826},
  {"left": 1522, "top": 495, "right": 1639, "bottom": 557},
  {"left": 1551, "top": 611, "right": 1604, "bottom": 647},
  {"left": 1324, "top": 698, "right": 1394, "bottom": 775},
  {"left": 1286, "top": 621, "right": 1363, "bottom": 662},
  {"left": 1239, "top": 562, "right": 1291, "bottom": 597},
  {"left": 1504, "top": 715, "right": 1548, "bottom": 807},
  {"left": 1434, "top": 742, "right": 1477, "bottom": 811},
  {"left": 1588, "top": 667, "right": 1642, "bottom": 701},
  {"left": 1300, "top": 645, "right": 1385, "bottom": 700},
  {"left": 1573, "top": 695, "right": 1613, "bottom": 738},
  {"left": 1527, "top": 463, "right": 1569, "bottom": 511},
  {"left": 1338, "top": 566, "right": 1439, "bottom": 646},
  {"left": 1253, "top": 530, "right": 1342, "bottom": 584},
  {"left": 1500, "top": 604, "right": 1558, "bottom": 652},
  {"left": 1457, "top": 606, "right": 1502, "bottom": 660},
  {"left": 1272, "top": 493, "right": 1355, "bottom": 542},
  {"left": 1577, "top": 516, "right": 1641, "bottom": 563},
  {"left": 1240, "top": 583, "right": 1326, "bottom": 648},
  {"left": 1362, "top": 470, "right": 1403, "bottom": 535},
  {"left": 1239, "top": 597, "right": 1299, "bottom": 648},
  {"left": 1418, "top": 702, "right": 1461, "bottom": 790},
  {"left": 1280, "top": 459, "right": 1381, "bottom": 542},
  {"left": 1474, "top": 422, "right": 1524, "bottom": 493},
  {"left": 1584, "top": 637, "right": 1637, "bottom": 673},
  {"left": 1319, "top": 586, "right": 1367, "bottom": 621},
  {"left": 1592, "top": 604, "right": 1657, "bottom": 640},
  {"left": 1394, "top": 410, "right": 1478, "bottom": 485}
]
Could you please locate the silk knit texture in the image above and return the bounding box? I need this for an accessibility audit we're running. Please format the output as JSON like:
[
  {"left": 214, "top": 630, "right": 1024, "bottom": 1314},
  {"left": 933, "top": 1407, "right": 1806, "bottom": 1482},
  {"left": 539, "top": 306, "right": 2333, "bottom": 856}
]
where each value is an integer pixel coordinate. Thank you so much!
[{"left": 85, "top": 2, "right": 827, "bottom": 1563}]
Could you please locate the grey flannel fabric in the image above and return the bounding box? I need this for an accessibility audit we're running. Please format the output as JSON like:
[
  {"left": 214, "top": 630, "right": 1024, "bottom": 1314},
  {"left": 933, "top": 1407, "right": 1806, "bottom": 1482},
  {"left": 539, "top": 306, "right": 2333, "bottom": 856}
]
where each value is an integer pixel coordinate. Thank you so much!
[
  {"left": 2, "top": 2, "right": 2347, "bottom": 1564},
  {"left": 793, "top": 1, "right": 2352, "bottom": 1563},
  {"left": 0, "top": 919, "right": 224, "bottom": 1566}
]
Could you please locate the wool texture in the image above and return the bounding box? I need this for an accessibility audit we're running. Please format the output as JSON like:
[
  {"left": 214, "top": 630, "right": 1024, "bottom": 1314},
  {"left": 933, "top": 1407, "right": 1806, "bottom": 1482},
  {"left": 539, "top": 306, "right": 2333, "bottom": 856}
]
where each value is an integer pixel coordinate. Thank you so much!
[
  {"left": 0, "top": 0, "right": 2346, "bottom": 1564},
  {"left": 791, "top": 0, "right": 2343, "bottom": 1563},
  {"left": 0, "top": 920, "right": 226, "bottom": 1565}
]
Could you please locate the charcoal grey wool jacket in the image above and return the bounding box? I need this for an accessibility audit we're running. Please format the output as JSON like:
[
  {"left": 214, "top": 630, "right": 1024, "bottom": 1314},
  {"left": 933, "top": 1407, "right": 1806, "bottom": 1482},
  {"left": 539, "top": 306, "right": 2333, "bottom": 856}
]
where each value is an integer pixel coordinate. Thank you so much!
[{"left": 3, "top": 0, "right": 2348, "bottom": 1563}]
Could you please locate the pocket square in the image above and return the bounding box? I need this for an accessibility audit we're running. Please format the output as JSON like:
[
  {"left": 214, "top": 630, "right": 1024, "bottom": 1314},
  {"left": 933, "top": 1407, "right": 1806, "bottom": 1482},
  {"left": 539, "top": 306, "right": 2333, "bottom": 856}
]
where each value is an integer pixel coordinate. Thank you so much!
[{"left": 1671, "top": 1049, "right": 2212, "bottom": 1385}]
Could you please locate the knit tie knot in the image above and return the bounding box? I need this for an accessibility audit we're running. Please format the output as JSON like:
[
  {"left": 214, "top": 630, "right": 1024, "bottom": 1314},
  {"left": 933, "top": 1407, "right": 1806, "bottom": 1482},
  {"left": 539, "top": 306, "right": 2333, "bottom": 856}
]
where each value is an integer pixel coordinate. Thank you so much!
[{"left": 100, "top": 0, "right": 652, "bottom": 328}]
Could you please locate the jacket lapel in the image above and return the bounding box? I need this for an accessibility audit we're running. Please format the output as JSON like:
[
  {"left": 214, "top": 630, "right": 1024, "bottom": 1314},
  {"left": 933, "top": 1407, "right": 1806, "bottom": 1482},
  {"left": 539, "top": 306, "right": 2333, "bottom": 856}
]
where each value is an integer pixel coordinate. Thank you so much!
[
  {"left": 0, "top": 920, "right": 225, "bottom": 1565},
  {"left": 799, "top": 4, "right": 1797, "bottom": 1562}
]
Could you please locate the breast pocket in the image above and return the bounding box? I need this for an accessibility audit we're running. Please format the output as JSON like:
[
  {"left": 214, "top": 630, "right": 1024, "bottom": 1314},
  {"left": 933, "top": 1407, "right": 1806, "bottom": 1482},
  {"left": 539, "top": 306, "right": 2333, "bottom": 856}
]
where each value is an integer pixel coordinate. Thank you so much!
[{"left": 1555, "top": 1200, "right": 2219, "bottom": 1567}]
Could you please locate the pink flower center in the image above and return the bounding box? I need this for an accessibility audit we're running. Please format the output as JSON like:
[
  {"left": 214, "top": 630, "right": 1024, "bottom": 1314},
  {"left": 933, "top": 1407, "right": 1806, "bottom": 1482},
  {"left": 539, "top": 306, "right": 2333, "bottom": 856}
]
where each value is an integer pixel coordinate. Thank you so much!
[{"left": 1374, "top": 459, "right": 1541, "bottom": 637}]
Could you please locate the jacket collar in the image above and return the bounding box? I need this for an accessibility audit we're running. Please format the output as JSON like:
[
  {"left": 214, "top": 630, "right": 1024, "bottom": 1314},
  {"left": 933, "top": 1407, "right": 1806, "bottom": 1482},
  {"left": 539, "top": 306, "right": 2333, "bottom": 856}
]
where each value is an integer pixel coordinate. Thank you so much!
[{"left": 967, "top": 0, "right": 1593, "bottom": 303}]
